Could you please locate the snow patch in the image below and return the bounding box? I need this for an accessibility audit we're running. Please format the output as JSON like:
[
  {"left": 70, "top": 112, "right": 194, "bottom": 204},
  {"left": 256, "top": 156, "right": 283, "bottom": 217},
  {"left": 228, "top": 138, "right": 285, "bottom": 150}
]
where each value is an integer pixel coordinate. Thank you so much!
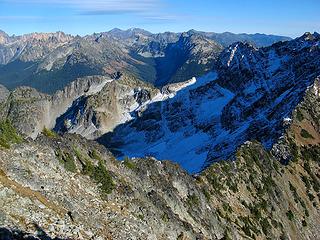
[{"left": 227, "top": 44, "right": 238, "bottom": 67}]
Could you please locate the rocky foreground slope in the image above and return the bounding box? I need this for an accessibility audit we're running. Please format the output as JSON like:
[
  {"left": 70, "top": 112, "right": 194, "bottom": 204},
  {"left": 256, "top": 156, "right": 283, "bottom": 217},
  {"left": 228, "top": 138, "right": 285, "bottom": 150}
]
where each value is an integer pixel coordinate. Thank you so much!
[{"left": 0, "top": 75, "right": 319, "bottom": 239}]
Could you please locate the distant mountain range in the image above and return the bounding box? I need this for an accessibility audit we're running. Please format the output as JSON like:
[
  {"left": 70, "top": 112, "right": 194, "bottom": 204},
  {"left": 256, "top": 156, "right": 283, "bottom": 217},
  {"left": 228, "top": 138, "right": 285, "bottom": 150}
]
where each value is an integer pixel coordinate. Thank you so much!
[{"left": 0, "top": 28, "right": 290, "bottom": 93}]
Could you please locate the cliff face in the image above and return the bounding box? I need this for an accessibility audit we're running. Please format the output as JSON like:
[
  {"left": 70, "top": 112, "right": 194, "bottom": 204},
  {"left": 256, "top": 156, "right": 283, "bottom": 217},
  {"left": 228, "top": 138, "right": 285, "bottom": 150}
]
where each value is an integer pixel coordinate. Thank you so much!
[{"left": 53, "top": 74, "right": 159, "bottom": 139}]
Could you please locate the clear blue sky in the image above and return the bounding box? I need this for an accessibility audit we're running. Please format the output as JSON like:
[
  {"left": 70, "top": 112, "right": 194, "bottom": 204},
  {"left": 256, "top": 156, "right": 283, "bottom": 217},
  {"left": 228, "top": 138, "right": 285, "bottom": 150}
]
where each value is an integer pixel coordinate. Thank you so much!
[{"left": 0, "top": 0, "right": 319, "bottom": 37}]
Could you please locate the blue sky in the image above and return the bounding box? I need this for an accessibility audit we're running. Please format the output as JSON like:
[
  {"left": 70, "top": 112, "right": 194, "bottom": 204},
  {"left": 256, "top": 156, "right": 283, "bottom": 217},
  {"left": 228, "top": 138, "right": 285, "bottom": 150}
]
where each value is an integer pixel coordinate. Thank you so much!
[{"left": 0, "top": 0, "right": 319, "bottom": 37}]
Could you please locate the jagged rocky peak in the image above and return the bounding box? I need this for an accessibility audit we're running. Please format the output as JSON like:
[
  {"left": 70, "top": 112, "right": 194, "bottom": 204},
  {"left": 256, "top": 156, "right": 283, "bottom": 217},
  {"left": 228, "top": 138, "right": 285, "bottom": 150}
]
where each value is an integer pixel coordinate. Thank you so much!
[
  {"left": 153, "top": 31, "right": 179, "bottom": 42},
  {"left": 0, "top": 28, "right": 294, "bottom": 94},
  {"left": 15, "top": 31, "right": 73, "bottom": 43},
  {"left": 214, "top": 42, "right": 261, "bottom": 92},
  {"left": 178, "top": 31, "right": 223, "bottom": 51},
  {"left": 283, "top": 31, "right": 320, "bottom": 51},
  {"left": 0, "top": 30, "right": 9, "bottom": 44},
  {"left": 299, "top": 31, "right": 319, "bottom": 41},
  {"left": 0, "top": 28, "right": 320, "bottom": 239},
  {"left": 218, "top": 41, "right": 258, "bottom": 68},
  {"left": 0, "top": 75, "right": 114, "bottom": 139},
  {"left": 107, "top": 27, "right": 153, "bottom": 39}
]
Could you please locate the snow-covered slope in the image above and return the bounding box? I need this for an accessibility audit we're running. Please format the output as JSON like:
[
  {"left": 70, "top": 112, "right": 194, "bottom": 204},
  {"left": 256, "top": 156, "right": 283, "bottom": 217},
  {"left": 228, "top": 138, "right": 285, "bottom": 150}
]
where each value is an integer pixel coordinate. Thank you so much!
[
  {"left": 98, "top": 33, "right": 320, "bottom": 173},
  {"left": 99, "top": 72, "right": 233, "bottom": 173}
]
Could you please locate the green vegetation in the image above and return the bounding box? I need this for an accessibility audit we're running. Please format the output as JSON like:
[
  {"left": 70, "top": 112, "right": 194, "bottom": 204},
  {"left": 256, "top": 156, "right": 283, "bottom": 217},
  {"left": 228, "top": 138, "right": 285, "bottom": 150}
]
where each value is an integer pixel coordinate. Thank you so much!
[
  {"left": 289, "top": 182, "right": 299, "bottom": 203},
  {"left": 242, "top": 224, "right": 252, "bottom": 237},
  {"left": 302, "top": 157, "right": 320, "bottom": 193},
  {"left": 307, "top": 192, "right": 315, "bottom": 201},
  {"left": 301, "top": 175, "right": 311, "bottom": 190},
  {"left": 286, "top": 210, "right": 294, "bottom": 221},
  {"left": 91, "top": 160, "right": 115, "bottom": 195},
  {"left": 271, "top": 219, "right": 279, "bottom": 228},
  {"left": 288, "top": 138, "right": 299, "bottom": 162},
  {"left": 89, "top": 149, "right": 102, "bottom": 161},
  {"left": 260, "top": 218, "right": 271, "bottom": 235},
  {"left": 288, "top": 181, "right": 309, "bottom": 215},
  {"left": 226, "top": 180, "right": 238, "bottom": 193},
  {"left": 56, "top": 150, "right": 77, "bottom": 173},
  {"left": 202, "top": 188, "right": 211, "bottom": 201},
  {"left": 301, "top": 146, "right": 320, "bottom": 163},
  {"left": 77, "top": 149, "right": 115, "bottom": 195},
  {"left": 137, "top": 214, "right": 144, "bottom": 221},
  {"left": 187, "top": 194, "right": 200, "bottom": 207},
  {"left": 249, "top": 204, "right": 262, "bottom": 220},
  {"left": 58, "top": 147, "right": 115, "bottom": 195},
  {"left": 300, "top": 129, "right": 314, "bottom": 139},
  {"left": 223, "top": 229, "right": 232, "bottom": 240},
  {"left": 161, "top": 213, "right": 169, "bottom": 223},
  {"left": 222, "top": 202, "right": 233, "bottom": 214},
  {"left": 239, "top": 215, "right": 260, "bottom": 238},
  {"left": 262, "top": 175, "right": 275, "bottom": 194},
  {"left": 123, "top": 156, "right": 136, "bottom": 169},
  {"left": 296, "top": 109, "right": 304, "bottom": 122},
  {"left": 42, "top": 127, "right": 57, "bottom": 138},
  {"left": 207, "top": 171, "right": 224, "bottom": 194},
  {"left": 302, "top": 219, "right": 307, "bottom": 227},
  {"left": 0, "top": 119, "right": 22, "bottom": 149}
]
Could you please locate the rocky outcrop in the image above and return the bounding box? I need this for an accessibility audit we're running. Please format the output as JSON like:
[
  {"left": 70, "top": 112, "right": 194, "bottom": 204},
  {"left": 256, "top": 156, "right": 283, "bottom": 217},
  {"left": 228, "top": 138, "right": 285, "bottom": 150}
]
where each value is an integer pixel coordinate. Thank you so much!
[
  {"left": 3, "top": 33, "right": 314, "bottom": 172},
  {"left": 1, "top": 76, "right": 111, "bottom": 138},
  {"left": 54, "top": 74, "right": 161, "bottom": 139}
]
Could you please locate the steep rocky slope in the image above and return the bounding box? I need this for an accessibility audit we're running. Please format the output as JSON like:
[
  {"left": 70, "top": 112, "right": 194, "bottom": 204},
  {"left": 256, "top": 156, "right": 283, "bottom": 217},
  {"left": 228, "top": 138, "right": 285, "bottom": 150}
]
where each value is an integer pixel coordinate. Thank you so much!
[
  {"left": 153, "top": 33, "right": 222, "bottom": 86},
  {"left": 0, "top": 83, "right": 319, "bottom": 239}
]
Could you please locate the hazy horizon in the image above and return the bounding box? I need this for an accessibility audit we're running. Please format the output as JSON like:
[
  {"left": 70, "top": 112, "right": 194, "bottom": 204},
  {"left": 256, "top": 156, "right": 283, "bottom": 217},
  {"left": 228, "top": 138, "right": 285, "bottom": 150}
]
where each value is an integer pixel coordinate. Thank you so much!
[
  {"left": 0, "top": 0, "right": 319, "bottom": 38},
  {"left": 0, "top": 27, "right": 300, "bottom": 38}
]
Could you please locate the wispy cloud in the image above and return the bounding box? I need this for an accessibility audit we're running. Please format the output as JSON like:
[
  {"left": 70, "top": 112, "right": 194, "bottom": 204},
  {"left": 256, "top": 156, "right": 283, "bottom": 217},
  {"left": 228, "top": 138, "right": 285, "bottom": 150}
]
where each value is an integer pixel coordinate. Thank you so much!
[{"left": 10, "top": 0, "right": 160, "bottom": 15}]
